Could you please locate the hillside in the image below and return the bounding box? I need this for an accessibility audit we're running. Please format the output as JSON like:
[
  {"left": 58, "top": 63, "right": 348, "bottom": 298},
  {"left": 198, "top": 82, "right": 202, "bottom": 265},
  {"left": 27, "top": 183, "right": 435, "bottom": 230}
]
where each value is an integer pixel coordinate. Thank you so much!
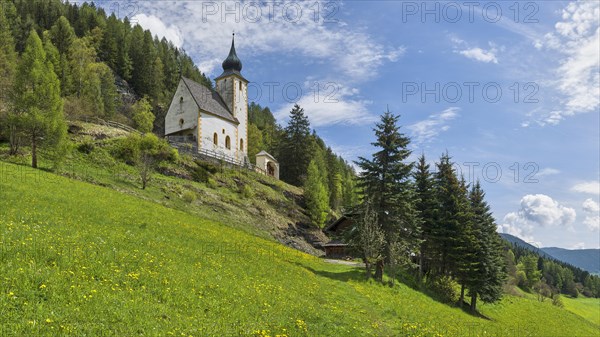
[
  {"left": 2, "top": 120, "right": 329, "bottom": 255},
  {"left": 501, "top": 233, "right": 600, "bottom": 275},
  {"left": 500, "top": 233, "right": 552, "bottom": 259},
  {"left": 542, "top": 247, "right": 600, "bottom": 275},
  {"left": 1, "top": 160, "right": 599, "bottom": 336}
]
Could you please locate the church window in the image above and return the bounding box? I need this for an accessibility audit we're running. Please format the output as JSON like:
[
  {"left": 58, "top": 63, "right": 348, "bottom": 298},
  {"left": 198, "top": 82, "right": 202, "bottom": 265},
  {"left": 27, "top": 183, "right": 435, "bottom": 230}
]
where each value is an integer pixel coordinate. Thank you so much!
[
  {"left": 222, "top": 129, "right": 225, "bottom": 134},
  {"left": 179, "top": 118, "right": 184, "bottom": 127},
  {"left": 179, "top": 96, "right": 183, "bottom": 103},
  {"left": 240, "top": 139, "right": 244, "bottom": 151},
  {"left": 239, "top": 81, "right": 242, "bottom": 91},
  {"left": 213, "top": 133, "right": 218, "bottom": 146},
  {"left": 225, "top": 136, "right": 231, "bottom": 150}
]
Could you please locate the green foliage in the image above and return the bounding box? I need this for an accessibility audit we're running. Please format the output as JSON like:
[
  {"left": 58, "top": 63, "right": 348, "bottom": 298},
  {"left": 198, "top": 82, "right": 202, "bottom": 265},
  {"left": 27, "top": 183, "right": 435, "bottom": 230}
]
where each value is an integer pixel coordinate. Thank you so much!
[
  {"left": 428, "top": 275, "right": 459, "bottom": 304},
  {"left": 355, "top": 110, "right": 421, "bottom": 281},
  {"left": 240, "top": 185, "right": 255, "bottom": 199},
  {"left": 304, "top": 160, "right": 328, "bottom": 227},
  {"left": 348, "top": 199, "right": 385, "bottom": 280},
  {"left": 207, "top": 177, "right": 218, "bottom": 189},
  {"left": 182, "top": 190, "right": 197, "bottom": 203},
  {"left": 9, "top": 29, "right": 66, "bottom": 168},
  {"left": 279, "top": 104, "right": 312, "bottom": 186},
  {"left": 247, "top": 123, "right": 263, "bottom": 162},
  {"left": 132, "top": 97, "right": 155, "bottom": 133},
  {"left": 0, "top": 3, "right": 17, "bottom": 139}
]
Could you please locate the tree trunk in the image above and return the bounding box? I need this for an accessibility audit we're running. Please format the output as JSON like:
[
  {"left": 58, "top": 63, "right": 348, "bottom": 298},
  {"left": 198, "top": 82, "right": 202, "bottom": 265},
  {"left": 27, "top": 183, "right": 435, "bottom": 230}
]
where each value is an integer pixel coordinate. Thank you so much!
[
  {"left": 374, "top": 259, "right": 384, "bottom": 282},
  {"left": 31, "top": 134, "right": 37, "bottom": 168},
  {"left": 418, "top": 252, "right": 423, "bottom": 283},
  {"left": 470, "top": 293, "right": 477, "bottom": 313},
  {"left": 364, "top": 259, "right": 372, "bottom": 280},
  {"left": 9, "top": 125, "right": 19, "bottom": 155},
  {"left": 459, "top": 283, "right": 465, "bottom": 307}
]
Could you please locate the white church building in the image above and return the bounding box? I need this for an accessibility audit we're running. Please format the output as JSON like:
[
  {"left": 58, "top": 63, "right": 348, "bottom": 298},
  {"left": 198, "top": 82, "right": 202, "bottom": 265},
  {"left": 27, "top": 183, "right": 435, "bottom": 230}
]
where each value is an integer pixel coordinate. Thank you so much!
[{"left": 164, "top": 35, "right": 278, "bottom": 179}]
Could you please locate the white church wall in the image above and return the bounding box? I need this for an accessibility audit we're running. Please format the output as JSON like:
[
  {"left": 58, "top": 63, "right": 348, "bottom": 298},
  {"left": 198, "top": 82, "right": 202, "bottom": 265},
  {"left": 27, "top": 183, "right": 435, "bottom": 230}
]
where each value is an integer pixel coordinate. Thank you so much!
[
  {"left": 199, "top": 112, "right": 239, "bottom": 160},
  {"left": 165, "top": 81, "right": 199, "bottom": 136}
]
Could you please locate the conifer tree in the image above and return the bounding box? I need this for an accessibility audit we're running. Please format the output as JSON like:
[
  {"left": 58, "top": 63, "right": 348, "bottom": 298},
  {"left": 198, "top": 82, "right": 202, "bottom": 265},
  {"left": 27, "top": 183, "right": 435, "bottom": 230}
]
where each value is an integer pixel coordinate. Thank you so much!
[
  {"left": 279, "top": 104, "right": 311, "bottom": 186},
  {"left": 466, "top": 181, "right": 506, "bottom": 312},
  {"left": 304, "top": 160, "right": 329, "bottom": 227},
  {"left": 413, "top": 154, "right": 437, "bottom": 280},
  {"left": 10, "top": 29, "right": 66, "bottom": 168},
  {"left": 355, "top": 109, "right": 420, "bottom": 282}
]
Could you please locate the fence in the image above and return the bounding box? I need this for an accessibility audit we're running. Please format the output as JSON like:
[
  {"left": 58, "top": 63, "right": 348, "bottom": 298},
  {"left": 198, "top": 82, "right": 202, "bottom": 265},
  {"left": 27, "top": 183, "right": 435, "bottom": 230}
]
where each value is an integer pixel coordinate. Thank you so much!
[
  {"left": 73, "top": 116, "right": 142, "bottom": 135},
  {"left": 168, "top": 140, "right": 268, "bottom": 176}
]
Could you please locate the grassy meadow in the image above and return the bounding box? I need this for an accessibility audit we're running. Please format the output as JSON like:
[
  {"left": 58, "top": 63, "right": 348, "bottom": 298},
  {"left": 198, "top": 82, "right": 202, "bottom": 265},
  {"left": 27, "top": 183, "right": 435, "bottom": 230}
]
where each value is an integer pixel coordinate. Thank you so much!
[{"left": 1, "top": 160, "right": 599, "bottom": 336}]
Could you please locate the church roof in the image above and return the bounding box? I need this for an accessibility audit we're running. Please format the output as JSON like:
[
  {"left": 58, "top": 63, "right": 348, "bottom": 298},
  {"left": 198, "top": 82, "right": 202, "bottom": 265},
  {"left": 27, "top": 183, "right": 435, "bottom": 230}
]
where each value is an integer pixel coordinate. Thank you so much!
[
  {"left": 256, "top": 151, "right": 278, "bottom": 162},
  {"left": 181, "top": 77, "right": 239, "bottom": 124}
]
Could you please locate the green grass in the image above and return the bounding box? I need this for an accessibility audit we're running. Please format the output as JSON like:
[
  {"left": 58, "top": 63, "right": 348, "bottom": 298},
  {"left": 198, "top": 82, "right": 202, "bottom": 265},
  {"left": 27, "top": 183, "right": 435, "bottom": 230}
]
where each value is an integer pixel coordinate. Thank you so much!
[
  {"left": 1, "top": 161, "right": 599, "bottom": 336},
  {"left": 562, "top": 296, "right": 600, "bottom": 326}
]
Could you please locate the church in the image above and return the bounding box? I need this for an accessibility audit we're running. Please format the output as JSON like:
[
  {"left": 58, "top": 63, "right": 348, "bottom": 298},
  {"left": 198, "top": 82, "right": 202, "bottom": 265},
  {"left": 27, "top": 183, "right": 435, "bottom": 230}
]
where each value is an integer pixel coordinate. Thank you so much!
[{"left": 164, "top": 35, "right": 279, "bottom": 179}]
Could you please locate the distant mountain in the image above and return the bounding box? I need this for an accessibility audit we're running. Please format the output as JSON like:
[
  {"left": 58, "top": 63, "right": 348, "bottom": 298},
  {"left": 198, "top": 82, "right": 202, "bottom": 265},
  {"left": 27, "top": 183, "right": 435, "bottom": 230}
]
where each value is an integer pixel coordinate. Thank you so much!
[
  {"left": 541, "top": 247, "right": 600, "bottom": 275},
  {"left": 499, "top": 233, "right": 600, "bottom": 274},
  {"left": 499, "top": 233, "right": 552, "bottom": 259}
]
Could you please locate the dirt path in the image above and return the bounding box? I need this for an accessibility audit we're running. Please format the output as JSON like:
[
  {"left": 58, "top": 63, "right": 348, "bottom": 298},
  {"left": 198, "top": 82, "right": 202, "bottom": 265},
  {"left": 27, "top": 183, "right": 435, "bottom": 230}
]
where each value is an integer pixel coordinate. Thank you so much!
[{"left": 323, "top": 259, "right": 365, "bottom": 267}]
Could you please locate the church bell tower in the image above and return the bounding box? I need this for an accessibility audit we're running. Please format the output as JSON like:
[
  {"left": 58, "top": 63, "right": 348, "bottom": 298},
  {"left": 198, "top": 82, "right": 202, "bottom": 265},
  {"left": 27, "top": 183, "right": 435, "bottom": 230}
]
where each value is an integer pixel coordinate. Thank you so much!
[{"left": 215, "top": 33, "right": 249, "bottom": 160}]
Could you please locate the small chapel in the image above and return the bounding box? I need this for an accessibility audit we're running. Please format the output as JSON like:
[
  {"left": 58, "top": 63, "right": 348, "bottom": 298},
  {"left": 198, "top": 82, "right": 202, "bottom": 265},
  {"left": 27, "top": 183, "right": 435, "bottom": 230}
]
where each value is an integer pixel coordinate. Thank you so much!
[{"left": 164, "top": 35, "right": 279, "bottom": 179}]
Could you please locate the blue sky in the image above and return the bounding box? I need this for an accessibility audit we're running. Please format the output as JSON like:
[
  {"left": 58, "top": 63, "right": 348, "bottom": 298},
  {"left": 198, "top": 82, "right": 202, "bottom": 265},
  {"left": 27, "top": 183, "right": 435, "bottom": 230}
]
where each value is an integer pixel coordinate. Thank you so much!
[{"left": 99, "top": 1, "right": 599, "bottom": 249}]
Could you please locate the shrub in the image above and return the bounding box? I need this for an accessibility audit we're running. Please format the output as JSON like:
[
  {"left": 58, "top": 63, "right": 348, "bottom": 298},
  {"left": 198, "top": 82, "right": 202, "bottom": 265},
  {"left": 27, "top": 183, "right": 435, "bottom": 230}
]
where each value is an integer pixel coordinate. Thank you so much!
[
  {"left": 191, "top": 166, "right": 210, "bottom": 183},
  {"left": 195, "top": 160, "right": 219, "bottom": 174},
  {"left": 207, "top": 178, "right": 217, "bottom": 189},
  {"left": 182, "top": 190, "right": 196, "bottom": 203},
  {"left": 77, "top": 136, "right": 95, "bottom": 154},
  {"left": 428, "top": 275, "right": 459, "bottom": 304},
  {"left": 552, "top": 294, "right": 564, "bottom": 307},
  {"left": 240, "top": 185, "right": 254, "bottom": 199}
]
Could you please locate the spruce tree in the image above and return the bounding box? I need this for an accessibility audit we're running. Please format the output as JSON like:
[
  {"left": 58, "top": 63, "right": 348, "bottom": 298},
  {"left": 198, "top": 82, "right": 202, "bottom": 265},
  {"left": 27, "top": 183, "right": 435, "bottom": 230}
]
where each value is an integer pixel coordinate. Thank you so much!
[
  {"left": 11, "top": 29, "right": 66, "bottom": 168},
  {"left": 355, "top": 109, "right": 420, "bottom": 282},
  {"left": 279, "top": 104, "right": 311, "bottom": 186},
  {"left": 413, "top": 154, "right": 437, "bottom": 280},
  {"left": 467, "top": 181, "right": 506, "bottom": 312}
]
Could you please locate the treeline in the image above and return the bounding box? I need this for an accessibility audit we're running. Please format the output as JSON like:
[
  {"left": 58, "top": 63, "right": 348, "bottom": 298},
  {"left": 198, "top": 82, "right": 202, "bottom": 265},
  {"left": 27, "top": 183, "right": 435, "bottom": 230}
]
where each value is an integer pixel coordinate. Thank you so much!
[
  {"left": 350, "top": 111, "right": 506, "bottom": 313},
  {"left": 505, "top": 244, "right": 600, "bottom": 299},
  {"left": 0, "top": 0, "right": 210, "bottom": 125},
  {"left": 248, "top": 103, "right": 358, "bottom": 226}
]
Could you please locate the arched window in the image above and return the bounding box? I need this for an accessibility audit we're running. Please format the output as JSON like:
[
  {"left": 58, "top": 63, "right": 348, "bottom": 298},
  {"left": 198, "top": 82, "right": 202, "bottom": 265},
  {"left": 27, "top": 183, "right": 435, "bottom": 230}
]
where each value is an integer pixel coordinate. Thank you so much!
[
  {"left": 240, "top": 139, "right": 244, "bottom": 151},
  {"left": 213, "top": 133, "right": 218, "bottom": 146},
  {"left": 239, "top": 81, "right": 242, "bottom": 91},
  {"left": 225, "top": 136, "right": 231, "bottom": 150}
]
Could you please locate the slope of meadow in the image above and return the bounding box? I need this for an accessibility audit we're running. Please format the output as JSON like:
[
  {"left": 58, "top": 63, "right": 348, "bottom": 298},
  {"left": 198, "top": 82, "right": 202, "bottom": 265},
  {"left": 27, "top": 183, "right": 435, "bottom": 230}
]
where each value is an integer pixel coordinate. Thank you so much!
[{"left": 1, "top": 161, "right": 599, "bottom": 336}]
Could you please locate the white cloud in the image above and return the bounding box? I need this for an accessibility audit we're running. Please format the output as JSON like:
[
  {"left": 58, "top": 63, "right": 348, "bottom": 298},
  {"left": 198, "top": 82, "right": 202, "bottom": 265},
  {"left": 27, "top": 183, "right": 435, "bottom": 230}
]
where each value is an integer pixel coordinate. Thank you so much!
[
  {"left": 408, "top": 107, "right": 460, "bottom": 143},
  {"left": 500, "top": 194, "right": 577, "bottom": 246},
  {"left": 132, "top": 2, "right": 403, "bottom": 82},
  {"left": 582, "top": 198, "right": 600, "bottom": 231},
  {"left": 537, "top": 168, "right": 560, "bottom": 177},
  {"left": 570, "top": 242, "right": 586, "bottom": 249},
  {"left": 571, "top": 181, "right": 600, "bottom": 195},
  {"left": 583, "top": 198, "right": 600, "bottom": 213},
  {"left": 535, "top": 1, "right": 600, "bottom": 124},
  {"left": 274, "top": 83, "right": 376, "bottom": 127},
  {"left": 450, "top": 36, "right": 499, "bottom": 64},
  {"left": 458, "top": 47, "right": 498, "bottom": 64},
  {"left": 518, "top": 194, "right": 576, "bottom": 227},
  {"left": 132, "top": 13, "right": 184, "bottom": 48}
]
